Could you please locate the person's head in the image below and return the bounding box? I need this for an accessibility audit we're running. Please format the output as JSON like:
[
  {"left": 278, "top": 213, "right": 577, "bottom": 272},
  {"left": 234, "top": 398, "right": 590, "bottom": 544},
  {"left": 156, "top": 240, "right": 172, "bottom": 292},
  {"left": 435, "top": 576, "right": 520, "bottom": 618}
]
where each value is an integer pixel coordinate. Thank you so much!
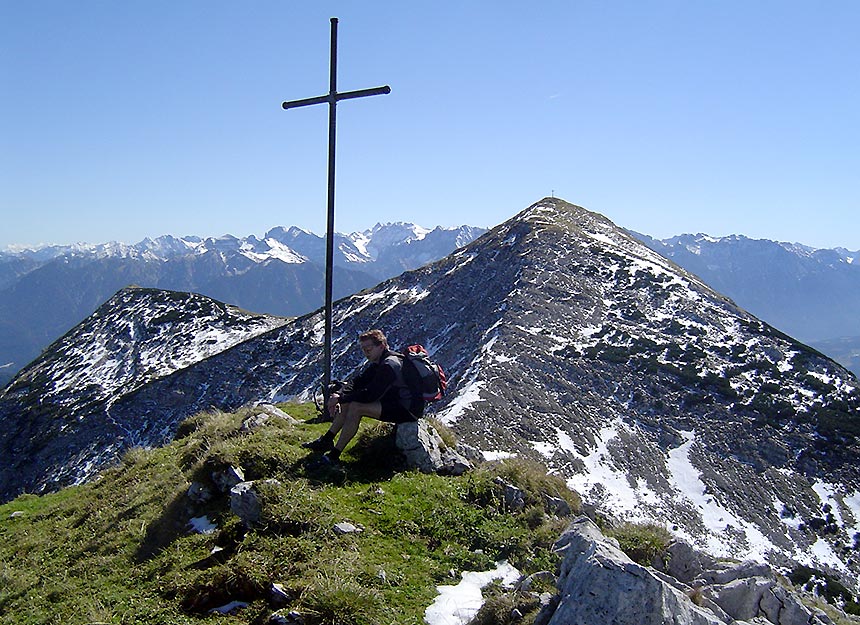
[{"left": 358, "top": 329, "right": 388, "bottom": 362}]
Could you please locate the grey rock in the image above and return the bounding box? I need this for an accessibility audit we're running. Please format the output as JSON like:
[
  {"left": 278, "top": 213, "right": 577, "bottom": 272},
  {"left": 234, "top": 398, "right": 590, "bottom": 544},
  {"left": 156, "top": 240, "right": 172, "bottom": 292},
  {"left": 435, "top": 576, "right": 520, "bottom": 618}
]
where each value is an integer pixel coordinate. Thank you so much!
[
  {"left": 270, "top": 583, "right": 290, "bottom": 606},
  {"left": 708, "top": 576, "right": 776, "bottom": 621},
  {"left": 230, "top": 479, "right": 280, "bottom": 527},
  {"left": 395, "top": 420, "right": 473, "bottom": 475},
  {"left": 212, "top": 465, "right": 245, "bottom": 493},
  {"left": 456, "top": 443, "right": 486, "bottom": 465},
  {"left": 696, "top": 560, "right": 773, "bottom": 586},
  {"left": 494, "top": 477, "right": 526, "bottom": 511},
  {"left": 549, "top": 517, "right": 725, "bottom": 625},
  {"left": 255, "top": 403, "right": 300, "bottom": 424},
  {"left": 532, "top": 593, "right": 560, "bottom": 625},
  {"left": 240, "top": 412, "right": 270, "bottom": 432},
  {"left": 9, "top": 510, "right": 25, "bottom": 519},
  {"left": 543, "top": 494, "right": 571, "bottom": 517},
  {"left": 661, "top": 539, "right": 712, "bottom": 584},
  {"left": 707, "top": 577, "right": 829, "bottom": 625},
  {"left": 333, "top": 522, "right": 362, "bottom": 535},
  {"left": 268, "top": 610, "right": 305, "bottom": 625}
]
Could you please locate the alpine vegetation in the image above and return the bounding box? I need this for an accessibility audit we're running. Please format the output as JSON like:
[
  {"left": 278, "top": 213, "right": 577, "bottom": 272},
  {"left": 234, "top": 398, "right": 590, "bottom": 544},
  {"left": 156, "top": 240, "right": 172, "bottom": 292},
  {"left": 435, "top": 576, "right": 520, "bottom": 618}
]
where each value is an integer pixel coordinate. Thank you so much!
[{"left": 1, "top": 198, "right": 859, "bottom": 595}]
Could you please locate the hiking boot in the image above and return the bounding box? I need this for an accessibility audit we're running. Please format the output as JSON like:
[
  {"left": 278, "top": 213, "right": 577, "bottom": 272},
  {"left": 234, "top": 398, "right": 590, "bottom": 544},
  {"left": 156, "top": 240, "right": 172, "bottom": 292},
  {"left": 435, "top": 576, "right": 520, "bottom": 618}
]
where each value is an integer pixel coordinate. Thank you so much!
[
  {"left": 308, "top": 450, "right": 341, "bottom": 471},
  {"left": 301, "top": 435, "right": 334, "bottom": 453}
]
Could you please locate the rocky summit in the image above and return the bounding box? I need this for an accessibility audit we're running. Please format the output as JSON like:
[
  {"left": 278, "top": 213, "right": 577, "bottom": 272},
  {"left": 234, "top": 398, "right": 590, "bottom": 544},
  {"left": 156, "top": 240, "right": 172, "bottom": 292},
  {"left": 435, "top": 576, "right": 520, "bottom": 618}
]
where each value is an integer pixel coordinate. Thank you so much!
[{"left": 2, "top": 198, "right": 859, "bottom": 590}]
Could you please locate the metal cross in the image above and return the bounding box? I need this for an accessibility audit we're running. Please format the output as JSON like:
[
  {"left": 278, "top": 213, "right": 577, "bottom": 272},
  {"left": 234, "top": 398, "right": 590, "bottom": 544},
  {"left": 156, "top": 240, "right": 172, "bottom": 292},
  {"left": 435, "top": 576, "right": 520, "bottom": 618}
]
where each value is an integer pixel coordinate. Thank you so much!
[{"left": 281, "top": 17, "right": 390, "bottom": 411}]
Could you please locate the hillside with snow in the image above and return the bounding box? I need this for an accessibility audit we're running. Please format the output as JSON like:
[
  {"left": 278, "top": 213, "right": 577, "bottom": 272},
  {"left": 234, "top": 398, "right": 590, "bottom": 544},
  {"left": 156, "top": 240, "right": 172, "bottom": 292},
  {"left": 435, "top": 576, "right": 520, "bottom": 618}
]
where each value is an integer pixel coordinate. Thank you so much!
[{"left": 2, "top": 198, "right": 859, "bottom": 593}]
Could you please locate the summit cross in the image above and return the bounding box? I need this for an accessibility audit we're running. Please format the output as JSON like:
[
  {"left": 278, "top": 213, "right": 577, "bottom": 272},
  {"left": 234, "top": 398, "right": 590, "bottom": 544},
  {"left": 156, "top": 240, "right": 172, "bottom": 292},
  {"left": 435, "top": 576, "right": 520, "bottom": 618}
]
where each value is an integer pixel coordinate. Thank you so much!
[{"left": 281, "top": 17, "right": 390, "bottom": 408}]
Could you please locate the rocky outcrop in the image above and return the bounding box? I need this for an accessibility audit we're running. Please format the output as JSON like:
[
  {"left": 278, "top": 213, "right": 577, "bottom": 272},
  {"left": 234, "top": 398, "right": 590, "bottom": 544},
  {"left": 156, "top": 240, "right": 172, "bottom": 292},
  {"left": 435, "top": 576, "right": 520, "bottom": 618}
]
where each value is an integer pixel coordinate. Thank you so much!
[
  {"left": 545, "top": 517, "right": 840, "bottom": 625},
  {"left": 549, "top": 517, "right": 725, "bottom": 625},
  {"left": 394, "top": 420, "right": 472, "bottom": 475}
]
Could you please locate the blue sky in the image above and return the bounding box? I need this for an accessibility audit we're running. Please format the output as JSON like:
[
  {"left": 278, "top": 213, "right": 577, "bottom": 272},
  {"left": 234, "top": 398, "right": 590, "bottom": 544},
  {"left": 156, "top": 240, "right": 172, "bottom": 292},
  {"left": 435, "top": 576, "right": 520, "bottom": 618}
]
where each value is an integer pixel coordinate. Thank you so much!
[{"left": 2, "top": 1, "right": 858, "bottom": 250}]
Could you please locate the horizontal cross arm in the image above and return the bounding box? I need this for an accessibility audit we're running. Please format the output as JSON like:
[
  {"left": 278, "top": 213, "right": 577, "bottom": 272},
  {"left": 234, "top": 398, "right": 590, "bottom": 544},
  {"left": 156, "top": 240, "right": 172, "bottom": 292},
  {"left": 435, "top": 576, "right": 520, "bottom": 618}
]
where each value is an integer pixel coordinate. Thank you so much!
[
  {"left": 282, "top": 94, "right": 331, "bottom": 110},
  {"left": 335, "top": 85, "right": 391, "bottom": 102},
  {"left": 281, "top": 85, "right": 390, "bottom": 110}
]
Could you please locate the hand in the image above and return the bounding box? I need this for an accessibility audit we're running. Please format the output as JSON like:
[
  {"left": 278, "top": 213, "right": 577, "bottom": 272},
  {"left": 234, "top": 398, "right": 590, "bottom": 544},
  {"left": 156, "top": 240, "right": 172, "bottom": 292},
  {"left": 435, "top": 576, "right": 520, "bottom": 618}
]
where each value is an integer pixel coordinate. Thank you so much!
[{"left": 327, "top": 394, "right": 341, "bottom": 416}]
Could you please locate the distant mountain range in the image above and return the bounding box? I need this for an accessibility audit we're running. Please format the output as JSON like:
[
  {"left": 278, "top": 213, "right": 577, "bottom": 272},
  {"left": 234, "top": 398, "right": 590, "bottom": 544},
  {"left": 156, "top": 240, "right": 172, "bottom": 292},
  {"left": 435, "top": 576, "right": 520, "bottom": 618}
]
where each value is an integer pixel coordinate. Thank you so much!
[
  {"left": 3, "top": 198, "right": 858, "bottom": 591},
  {"left": 634, "top": 233, "right": 860, "bottom": 377},
  {"left": 0, "top": 223, "right": 486, "bottom": 386}
]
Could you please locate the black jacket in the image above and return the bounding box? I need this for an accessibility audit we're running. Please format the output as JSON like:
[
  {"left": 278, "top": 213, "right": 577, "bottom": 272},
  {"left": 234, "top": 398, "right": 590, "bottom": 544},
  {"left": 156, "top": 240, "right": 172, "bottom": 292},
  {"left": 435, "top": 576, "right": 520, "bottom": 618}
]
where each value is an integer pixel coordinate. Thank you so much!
[{"left": 339, "top": 350, "right": 423, "bottom": 415}]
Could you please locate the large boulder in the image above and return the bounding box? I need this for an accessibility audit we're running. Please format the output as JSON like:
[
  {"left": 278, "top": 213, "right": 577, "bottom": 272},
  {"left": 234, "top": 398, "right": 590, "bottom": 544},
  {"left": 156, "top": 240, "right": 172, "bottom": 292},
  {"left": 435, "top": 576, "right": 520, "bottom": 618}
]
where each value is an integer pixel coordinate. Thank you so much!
[
  {"left": 705, "top": 575, "right": 833, "bottom": 625},
  {"left": 394, "top": 420, "right": 472, "bottom": 475},
  {"left": 545, "top": 517, "right": 838, "bottom": 625},
  {"left": 549, "top": 517, "right": 726, "bottom": 625}
]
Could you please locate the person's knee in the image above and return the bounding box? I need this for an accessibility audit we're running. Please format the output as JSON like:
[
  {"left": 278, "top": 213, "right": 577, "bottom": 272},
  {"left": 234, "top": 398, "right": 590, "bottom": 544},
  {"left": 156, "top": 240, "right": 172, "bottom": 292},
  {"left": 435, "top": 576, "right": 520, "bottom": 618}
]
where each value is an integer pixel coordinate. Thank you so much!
[{"left": 344, "top": 405, "right": 364, "bottom": 423}]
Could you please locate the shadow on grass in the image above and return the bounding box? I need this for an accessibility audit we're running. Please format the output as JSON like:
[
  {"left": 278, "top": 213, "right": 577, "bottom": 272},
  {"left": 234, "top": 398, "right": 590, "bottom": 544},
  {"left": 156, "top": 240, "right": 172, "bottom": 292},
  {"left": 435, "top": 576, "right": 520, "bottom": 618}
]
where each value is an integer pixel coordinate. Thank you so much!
[
  {"left": 134, "top": 424, "right": 404, "bottom": 563},
  {"left": 134, "top": 489, "right": 193, "bottom": 563}
]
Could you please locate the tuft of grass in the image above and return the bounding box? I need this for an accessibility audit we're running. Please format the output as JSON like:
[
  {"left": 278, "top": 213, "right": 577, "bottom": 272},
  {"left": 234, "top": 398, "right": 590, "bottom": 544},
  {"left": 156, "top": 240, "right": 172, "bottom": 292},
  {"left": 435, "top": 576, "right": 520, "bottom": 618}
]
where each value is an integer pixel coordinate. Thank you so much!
[
  {"left": 471, "top": 456, "right": 582, "bottom": 515},
  {"left": 427, "top": 417, "right": 458, "bottom": 450},
  {"left": 469, "top": 584, "right": 543, "bottom": 625},
  {"left": 298, "top": 568, "right": 387, "bottom": 625},
  {"left": 606, "top": 521, "right": 673, "bottom": 566}
]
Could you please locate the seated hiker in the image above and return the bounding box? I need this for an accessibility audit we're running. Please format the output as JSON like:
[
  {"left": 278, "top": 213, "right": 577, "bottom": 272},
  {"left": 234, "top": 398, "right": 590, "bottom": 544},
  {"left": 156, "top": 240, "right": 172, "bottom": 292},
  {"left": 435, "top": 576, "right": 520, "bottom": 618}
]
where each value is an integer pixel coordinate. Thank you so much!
[{"left": 303, "top": 329, "right": 424, "bottom": 465}]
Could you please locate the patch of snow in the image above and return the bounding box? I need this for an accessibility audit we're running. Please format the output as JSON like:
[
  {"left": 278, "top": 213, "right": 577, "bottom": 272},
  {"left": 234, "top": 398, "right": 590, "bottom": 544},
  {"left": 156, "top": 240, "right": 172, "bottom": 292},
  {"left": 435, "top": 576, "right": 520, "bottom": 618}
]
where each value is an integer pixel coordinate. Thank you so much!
[
  {"left": 666, "top": 431, "right": 778, "bottom": 560},
  {"left": 482, "top": 450, "right": 516, "bottom": 461},
  {"left": 349, "top": 231, "right": 372, "bottom": 257},
  {"left": 189, "top": 515, "right": 218, "bottom": 534},
  {"left": 565, "top": 419, "right": 654, "bottom": 521},
  {"left": 531, "top": 440, "right": 555, "bottom": 457},
  {"left": 209, "top": 601, "right": 248, "bottom": 615},
  {"left": 813, "top": 480, "right": 844, "bottom": 525},
  {"left": 554, "top": 428, "right": 577, "bottom": 455},
  {"left": 437, "top": 380, "right": 485, "bottom": 425},
  {"left": 424, "top": 561, "right": 520, "bottom": 625},
  {"left": 774, "top": 498, "right": 803, "bottom": 531},
  {"left": 262, "top": 239, "right": 307, "bottom": 263},
  {"left": 583, "top": 231, "right": 615, "bottom": 246},
  {"left": 446, "top": 252, "right": 476, "bottom": 275},
  {"left": 844, "top": 491, "right": 860, "bottom": 533},
  {"left": 807, "top": 538, "right": 848, "bottom": 572},
  {"left": 481, "top": 332, "right": 514, "bottom": 363}
]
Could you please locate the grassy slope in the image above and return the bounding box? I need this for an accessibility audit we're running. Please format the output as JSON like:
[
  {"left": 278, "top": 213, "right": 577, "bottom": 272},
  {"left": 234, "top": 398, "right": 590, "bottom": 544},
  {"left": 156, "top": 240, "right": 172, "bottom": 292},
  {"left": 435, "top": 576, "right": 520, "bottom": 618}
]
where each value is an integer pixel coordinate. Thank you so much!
[{"left": 0, "top": 404, "right": 579, "bottom": 625}]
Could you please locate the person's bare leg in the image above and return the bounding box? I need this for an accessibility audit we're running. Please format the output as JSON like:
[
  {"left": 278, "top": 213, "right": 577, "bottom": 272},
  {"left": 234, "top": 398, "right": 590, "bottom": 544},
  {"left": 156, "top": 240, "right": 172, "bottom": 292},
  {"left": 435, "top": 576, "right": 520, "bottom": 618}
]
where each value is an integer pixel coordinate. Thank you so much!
[
  {"left": 334, "top": 401, "right": 382, "bottom": 453},
  {"left": 329, "top": 410, "right": 345, "bottom": 436}
]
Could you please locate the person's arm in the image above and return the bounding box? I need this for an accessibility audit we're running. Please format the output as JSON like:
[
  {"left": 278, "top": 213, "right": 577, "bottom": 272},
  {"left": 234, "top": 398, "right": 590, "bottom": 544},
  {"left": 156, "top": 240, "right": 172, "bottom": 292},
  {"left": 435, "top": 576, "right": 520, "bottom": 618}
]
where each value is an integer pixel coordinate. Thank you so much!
[{"left": 339, "top": 363, "right": 395, "bottom": 404}]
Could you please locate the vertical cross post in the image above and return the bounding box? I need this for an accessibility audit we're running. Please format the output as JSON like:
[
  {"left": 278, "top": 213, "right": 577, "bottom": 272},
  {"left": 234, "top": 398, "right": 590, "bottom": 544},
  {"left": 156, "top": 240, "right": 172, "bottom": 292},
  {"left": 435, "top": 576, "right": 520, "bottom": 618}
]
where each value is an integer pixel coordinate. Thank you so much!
[{"left": 282, "top": 17, "right": 390, "bottom": 412}]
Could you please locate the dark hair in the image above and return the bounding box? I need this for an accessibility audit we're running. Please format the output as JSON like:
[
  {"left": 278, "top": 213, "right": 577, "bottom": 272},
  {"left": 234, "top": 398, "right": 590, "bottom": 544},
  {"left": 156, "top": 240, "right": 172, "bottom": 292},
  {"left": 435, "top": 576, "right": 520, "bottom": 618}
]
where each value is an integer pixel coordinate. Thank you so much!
[{"left": 359, "top": 329, "right": 387, "bottom": 347}]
